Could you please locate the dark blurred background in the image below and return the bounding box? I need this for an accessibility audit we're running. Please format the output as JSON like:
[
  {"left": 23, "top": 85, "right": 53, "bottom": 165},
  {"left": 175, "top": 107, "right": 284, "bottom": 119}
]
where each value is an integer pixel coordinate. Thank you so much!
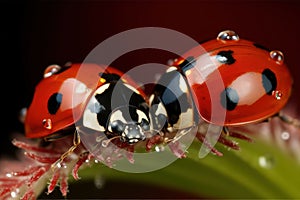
[{"left": 1, "top": 0, "right": 300, "bottom": 198}]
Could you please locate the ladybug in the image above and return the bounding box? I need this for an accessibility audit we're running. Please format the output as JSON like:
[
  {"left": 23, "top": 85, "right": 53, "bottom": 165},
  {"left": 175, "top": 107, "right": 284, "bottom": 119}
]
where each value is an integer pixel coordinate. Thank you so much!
[
  {"left": 24, "top": 63, "right": 151, "bottom": 152},
  {"left": 149, "top": 30, "right": 294, "bottom": 151}
]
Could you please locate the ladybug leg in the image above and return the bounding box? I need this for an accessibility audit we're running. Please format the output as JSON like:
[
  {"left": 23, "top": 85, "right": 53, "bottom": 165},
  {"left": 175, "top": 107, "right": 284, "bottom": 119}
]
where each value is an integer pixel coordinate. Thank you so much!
[
  {"left": 222, "top": 127, "right": 253, "bottom": 142},
  {"left": 277, "top": 112, "right": 300, "bottom": 128},
  {"left": 195, "top": 132, "right": 223, "bottom": 156},
  {"left": 217, "top": 127, "right": 253, "bottom": 151},
  {"left": 216, "top": 128, "right": 240, "bottom": 150},
  {"left": 146, "top": 134, "right": 163, "bottom": 151},
  {"left": 72, "top": 151, "right": 90, "bottom": 180},
  {"left": 51, "top": 130, "right": 81, "bottom": 170}
]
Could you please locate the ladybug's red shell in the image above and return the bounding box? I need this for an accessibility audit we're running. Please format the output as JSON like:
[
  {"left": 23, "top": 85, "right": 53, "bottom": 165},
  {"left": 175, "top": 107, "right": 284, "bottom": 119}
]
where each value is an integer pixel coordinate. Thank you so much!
[
  {"left": 25, "top": 63, "right": 143, "bottom": 138},
  {"left": 175, "top": 31, "right": 293, "bottom": 126}
]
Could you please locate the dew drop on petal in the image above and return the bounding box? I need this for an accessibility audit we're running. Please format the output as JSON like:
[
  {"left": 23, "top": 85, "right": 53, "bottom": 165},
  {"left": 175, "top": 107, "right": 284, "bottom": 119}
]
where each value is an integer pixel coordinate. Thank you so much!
[
  {"left": 56, "top": 162, "right": 62, "bottom": 169},
  {"left": 281, "top": 131, "right": 290, "bottom": 141},
  {"left": 258, "top": 154, "right": 275, "bottom": 169},
  {"left": 217, "top": 30, "right": 239, "bottom": 42},
  {"left": 270, "top": 50, "right": 284, "bottom": 65},
  {"left": 155, "top": 145, "right": 165, "bottom": 152},
  {"left": 11, "top": 191, "right": 17, "bottom": 198},
  {"left": 44, "top": 64, "right": 62, "bottom": 78}
]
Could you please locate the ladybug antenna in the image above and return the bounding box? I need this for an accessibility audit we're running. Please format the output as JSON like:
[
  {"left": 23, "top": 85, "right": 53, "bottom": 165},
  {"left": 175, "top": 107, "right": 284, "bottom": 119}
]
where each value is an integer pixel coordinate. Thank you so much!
[
  {"left": 51, "top": 130, "right": 81, "bottom": 170},
  {"left": 101, "top": 136, "right": 122, "bottom": 147}
]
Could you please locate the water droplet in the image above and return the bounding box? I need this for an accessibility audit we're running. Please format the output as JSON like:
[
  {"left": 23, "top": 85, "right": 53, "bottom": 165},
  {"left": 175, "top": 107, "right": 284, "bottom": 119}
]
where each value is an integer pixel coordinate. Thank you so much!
[
  {"left": 18, "top": 107, "right": 27, "bottom": 123},
  {"left": 43, "top": 64, "right": 61, "bottom": 78},
  {"left": 217, "top": 30, "right": 239, "bottom": 41},
  {"left": 273, "top": 90, "right": 282, "bottom": 100},
  {"left": 155, "top": 145, "right": 165, "bottom": 152},
  {"left": 64, "top": 61, "right": 72, "bottom": 67},
  {"left": 42, "top": 118, "right": 52, "bottom": 130},
  {"left": 94, "top": 174, "right": 105, "bottom": 189},
  {"left": 6, "top": 173, "right": 13, "bottom": 178},
  {"left": 281, "top": 131, "right": 290, "bottom": 140},
  {"left": 10, "top": 188, "right": 20, "bottom": 198},
  {"left": 270, "top": 50, "right": 284, "bottom": 65},
  {"left": 258, "top": 154, "right": 275, "bottom": 169}
]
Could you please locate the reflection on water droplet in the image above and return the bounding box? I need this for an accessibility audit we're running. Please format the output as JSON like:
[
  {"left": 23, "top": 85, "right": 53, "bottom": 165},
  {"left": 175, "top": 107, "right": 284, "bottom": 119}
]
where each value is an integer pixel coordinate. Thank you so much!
[
  {"left": 11, "top": 188, "right": 20, "bottom": 198},
  {"left": 19, "top": 107, "right": 27, "bottom": 123},
  {"left": 94, "top": 174, "right": 105, "bottom": 189},
  {"left": 258, "top": 154, "right": 275, "bottom": 169},
  {"left": 44, "top": 64, "right": 61, "bottom": 78},
  {"left": 281, "top": 131, "right": 290, "bottom": 140},
  {"left": 42, "top": 118, "right": 52, "bottom": 130},
  {"left": 56, "top": 162, "right": 62, "bottom": 169},
  {"left": 273, "top": 90, "right": 282, "bottom": 100}
]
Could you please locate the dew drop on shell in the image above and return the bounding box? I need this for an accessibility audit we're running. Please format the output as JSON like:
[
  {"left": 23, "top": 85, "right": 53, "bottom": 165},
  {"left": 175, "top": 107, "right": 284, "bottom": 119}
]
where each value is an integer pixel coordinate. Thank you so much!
[{"left": 217, "top": 30, "right": 239, "bottom": 42}]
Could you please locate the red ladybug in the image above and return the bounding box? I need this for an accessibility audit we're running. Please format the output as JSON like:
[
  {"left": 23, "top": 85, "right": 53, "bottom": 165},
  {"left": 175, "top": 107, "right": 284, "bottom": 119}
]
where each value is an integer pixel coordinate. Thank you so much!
[
  {"left": 149, "top": 30, "right": 294, "bottom": 151},
  {"left": 176, "top": 30, "right": 293, "bottom": 126},
  {"left": 24, "top": 63, "right": 150, "bottom": 144}
]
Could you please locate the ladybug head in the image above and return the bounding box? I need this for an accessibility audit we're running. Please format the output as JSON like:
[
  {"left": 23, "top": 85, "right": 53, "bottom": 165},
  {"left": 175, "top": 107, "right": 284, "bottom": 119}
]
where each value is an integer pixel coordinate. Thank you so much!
[
  {"left": 107, "top": 105, "right": 150, "bottom": 143},
  {"left": 81, "top": 79, "right": 151, "bottom": 144}
]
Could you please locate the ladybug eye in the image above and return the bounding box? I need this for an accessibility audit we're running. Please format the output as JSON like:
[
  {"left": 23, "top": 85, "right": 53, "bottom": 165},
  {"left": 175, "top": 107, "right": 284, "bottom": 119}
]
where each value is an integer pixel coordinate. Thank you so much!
[{"left": 110, "top": 120, "right": 125, "bottom": 134}]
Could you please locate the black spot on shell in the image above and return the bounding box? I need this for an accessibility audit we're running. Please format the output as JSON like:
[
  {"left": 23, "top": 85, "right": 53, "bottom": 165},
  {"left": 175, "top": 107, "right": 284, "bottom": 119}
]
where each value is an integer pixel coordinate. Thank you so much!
[
  {"left": 262, "top": 68, "right": 277, "bottom": 95},
  {"left": 48, "top": 93, "right": 63, "bottom": 114},
  {"left": 220, "top": 87, "right": 239, "bottom": 111},
  {"left": 216, "top": 50, "right": 236, "bottom": 65}
]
